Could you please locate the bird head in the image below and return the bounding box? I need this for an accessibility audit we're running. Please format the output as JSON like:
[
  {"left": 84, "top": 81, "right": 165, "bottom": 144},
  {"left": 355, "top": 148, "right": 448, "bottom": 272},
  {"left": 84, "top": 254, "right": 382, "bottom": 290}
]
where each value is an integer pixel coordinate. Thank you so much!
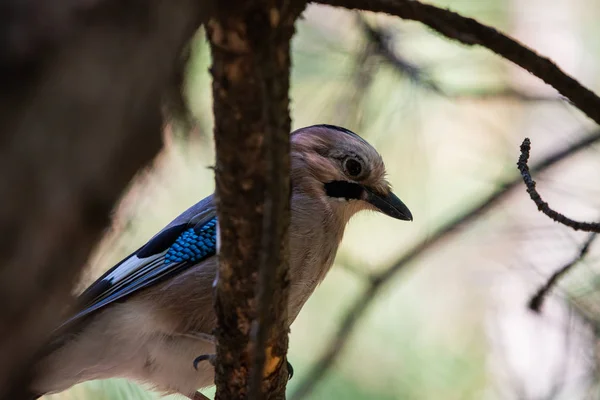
[{"left": 291, "top": 124, "right": 412, "bottom": 223}]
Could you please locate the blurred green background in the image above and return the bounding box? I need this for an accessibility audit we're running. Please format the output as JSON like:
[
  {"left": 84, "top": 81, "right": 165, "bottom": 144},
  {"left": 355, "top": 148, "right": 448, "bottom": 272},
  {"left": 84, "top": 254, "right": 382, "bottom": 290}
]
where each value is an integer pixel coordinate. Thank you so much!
[{"left": 44, "top": 1, "right": 600, "bottom": 399}]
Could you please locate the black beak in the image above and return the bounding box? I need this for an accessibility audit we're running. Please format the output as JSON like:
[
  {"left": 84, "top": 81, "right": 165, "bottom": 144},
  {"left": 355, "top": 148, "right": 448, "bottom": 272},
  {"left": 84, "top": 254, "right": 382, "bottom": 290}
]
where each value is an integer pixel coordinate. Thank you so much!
[{"left": 365, "top": 188, "right": 413, "bottom": 221}]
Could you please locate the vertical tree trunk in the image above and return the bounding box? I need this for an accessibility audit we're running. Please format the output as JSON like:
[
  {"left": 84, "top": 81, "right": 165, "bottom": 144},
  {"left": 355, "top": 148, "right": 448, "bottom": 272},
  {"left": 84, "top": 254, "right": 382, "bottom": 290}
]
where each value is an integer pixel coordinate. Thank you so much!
[{"left": 207, "top": 1, "right": 305, "bottom": 399}]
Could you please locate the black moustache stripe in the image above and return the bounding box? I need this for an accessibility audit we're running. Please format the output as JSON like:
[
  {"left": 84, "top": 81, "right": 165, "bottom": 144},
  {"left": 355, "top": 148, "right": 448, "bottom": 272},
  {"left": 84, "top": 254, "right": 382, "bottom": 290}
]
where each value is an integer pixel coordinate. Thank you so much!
[{"left": 324, "top": 181, "right": 363, "bottom": 200}]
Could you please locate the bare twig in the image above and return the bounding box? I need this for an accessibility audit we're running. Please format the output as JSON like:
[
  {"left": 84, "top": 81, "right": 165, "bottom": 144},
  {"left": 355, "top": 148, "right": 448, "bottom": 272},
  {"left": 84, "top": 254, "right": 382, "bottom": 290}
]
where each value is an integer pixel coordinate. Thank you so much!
[
  {"left": 331, "top": 15, "right": 377, "bottom": 129},
  {"left": 448, "top": 87, "right": 560, "bottom": 103},
  {"left": 317, "top": 0, "right": 600, "bottom": 125},
  {"left": 290, "top": 129, "right": 600, "bottom": 400},
  {"left": 357, "top": 16, "right": 441, "bottom": 92},
  {"left": 358, "top": 17, "right": 561, "bottom": 102},
  {"left": 517, "top": 138, "right": 600, "bottom": 233},
  {"left": 529, "top": 233, "right": 598, "bottom": 313}
]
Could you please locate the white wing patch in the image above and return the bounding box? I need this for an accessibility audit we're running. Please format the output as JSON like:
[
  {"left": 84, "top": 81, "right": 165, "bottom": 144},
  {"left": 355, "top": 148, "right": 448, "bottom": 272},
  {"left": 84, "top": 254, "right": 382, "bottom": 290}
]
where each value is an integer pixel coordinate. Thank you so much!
[{"left": 104, "top": 251, "right": 166, "bottom": 284}]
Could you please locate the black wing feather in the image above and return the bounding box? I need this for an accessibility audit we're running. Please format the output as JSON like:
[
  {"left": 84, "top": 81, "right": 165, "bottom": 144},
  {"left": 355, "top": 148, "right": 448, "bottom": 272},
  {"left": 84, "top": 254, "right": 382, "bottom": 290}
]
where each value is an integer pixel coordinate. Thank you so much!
[{"left": 63, "top": 198, "right": 217, "bottom": 327}]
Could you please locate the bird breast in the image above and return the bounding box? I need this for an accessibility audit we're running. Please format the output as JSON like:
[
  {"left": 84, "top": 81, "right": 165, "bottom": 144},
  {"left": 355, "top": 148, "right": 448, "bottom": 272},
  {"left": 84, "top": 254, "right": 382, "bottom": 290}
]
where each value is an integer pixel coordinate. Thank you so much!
[{"left": 287, "top": 193, "right": 345, "bottom": 323}]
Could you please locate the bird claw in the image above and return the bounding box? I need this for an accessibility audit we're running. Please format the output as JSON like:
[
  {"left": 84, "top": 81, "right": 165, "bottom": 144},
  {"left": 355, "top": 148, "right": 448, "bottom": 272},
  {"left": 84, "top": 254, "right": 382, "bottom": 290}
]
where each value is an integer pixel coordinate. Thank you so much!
[
  {"left": 193, "top": 354, "right": 216, "bottom": 370},
  {"left": 192, "top": 354, "right": 293, "bottom": 380},
  {"left": 287, "top": 360, "right": 294, "bottom": 380}
]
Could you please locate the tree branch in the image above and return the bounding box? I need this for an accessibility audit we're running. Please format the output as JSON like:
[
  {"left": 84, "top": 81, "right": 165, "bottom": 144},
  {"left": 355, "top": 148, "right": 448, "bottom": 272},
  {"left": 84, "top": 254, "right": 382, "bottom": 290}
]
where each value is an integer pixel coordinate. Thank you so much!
[
  {"left": 207, "top": 1, "right": 305, "bottom": 399},
  {"left": 290, "top": 128, "right": 600, "bottom": 400},
  {"left": 517, "top": 138, "right": 600, "bottom": 233},
  {"left": 357, "top": 16, "right": 442, "bottom": 92},
  {"left": 358, "top": 17, "right": 561, "bottom": 102},
  {"left": 315, "top": 0, "right": 600, "bottom": 125},
  {"left": 529, "top": 233, "right": 598, "bottom": 313}
]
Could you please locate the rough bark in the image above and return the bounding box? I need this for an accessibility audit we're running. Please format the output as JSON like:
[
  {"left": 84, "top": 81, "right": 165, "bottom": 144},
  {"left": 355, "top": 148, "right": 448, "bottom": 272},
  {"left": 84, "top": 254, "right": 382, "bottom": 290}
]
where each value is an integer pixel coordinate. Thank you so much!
[
  {"left": 0, "top": 0, "right": 209, "bottom": 398},
  {"left": 207, "top": 1, "right": 305, "bottom": 399}
]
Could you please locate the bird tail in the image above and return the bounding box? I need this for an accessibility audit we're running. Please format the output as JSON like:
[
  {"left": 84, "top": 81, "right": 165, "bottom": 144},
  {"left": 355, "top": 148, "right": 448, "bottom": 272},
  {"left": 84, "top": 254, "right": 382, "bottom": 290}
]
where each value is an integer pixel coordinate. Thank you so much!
[
  {"left": 26, "top": 338, "right": 65, "bottom": 398},
  {"left": 27, "top": 317, "right": 92, "bottom": 398}
]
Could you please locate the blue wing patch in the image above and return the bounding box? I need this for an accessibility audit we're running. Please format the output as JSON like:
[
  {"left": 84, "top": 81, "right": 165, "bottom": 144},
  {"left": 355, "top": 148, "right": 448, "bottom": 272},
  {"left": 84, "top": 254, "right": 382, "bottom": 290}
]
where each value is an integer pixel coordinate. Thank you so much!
[
  {"left": 164, "top": 219, "right": 217, "bottom": 264},
  {"left": 65, "top": 216, "right": 218, "bottom": 326}
]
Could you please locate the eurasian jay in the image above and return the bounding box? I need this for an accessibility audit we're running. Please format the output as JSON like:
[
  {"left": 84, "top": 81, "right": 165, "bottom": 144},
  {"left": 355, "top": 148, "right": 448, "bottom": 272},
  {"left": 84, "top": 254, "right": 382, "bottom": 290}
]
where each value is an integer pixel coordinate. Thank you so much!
[{"left": 30, "top": 124, "right": 412, "bottom": 399}]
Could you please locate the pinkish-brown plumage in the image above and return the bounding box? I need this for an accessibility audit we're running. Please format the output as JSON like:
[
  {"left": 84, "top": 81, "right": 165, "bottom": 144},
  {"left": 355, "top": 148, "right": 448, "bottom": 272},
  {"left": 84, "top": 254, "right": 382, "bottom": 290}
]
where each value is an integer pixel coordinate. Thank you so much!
[{"left": 30, "top": 124, "right": 411, "bottom": 399}]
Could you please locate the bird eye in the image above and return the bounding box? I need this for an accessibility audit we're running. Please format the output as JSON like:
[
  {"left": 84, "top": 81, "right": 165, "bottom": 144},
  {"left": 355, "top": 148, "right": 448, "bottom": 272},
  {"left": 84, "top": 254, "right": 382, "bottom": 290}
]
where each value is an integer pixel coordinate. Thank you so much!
[{"left": 344, "top": 158, "right": 362, "bottom": 177}]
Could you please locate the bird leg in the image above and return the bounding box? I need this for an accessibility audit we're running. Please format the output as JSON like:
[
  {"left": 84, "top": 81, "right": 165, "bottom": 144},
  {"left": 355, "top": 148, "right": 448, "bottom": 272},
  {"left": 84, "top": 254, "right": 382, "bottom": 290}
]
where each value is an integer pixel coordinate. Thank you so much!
[
  {"left": 187, "top": 391, "right": 211, "bottom": 400},
  {"left": 191, "top": 354, "right": 294, "bottom": 381},
  {"left": 182, "top": 331, "right": 217, "bottom": 371},
  {"left": 172, "top": 333, "right": 214, "bottom": 399}
]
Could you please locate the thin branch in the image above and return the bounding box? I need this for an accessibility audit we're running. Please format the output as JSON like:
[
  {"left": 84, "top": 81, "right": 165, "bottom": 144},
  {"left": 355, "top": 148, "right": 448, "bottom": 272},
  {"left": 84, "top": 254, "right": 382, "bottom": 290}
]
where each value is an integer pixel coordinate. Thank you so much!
[
  {"left": 529, "top": 233, "right": 598, "bottom": 313},
  {"left": 331, "top": 15, "right": 377, "bottom": 129},
  {"left": 517, "top": 138, "right": 600, "bottom": 233},
  {"left": 448, "top": 87, "right": 561, "bottom": 103},
  {"left": 316, "top": 0, "right": 600, "bottom": 125},
  {"left": 290, "top": 129, "right": 600, "bottom": 400},
  {"left": 358, "top": 17, "right": 561, "bottom": 102},
  {"left": 357, "top": 16, "right": 442, "bottom": 92}
]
